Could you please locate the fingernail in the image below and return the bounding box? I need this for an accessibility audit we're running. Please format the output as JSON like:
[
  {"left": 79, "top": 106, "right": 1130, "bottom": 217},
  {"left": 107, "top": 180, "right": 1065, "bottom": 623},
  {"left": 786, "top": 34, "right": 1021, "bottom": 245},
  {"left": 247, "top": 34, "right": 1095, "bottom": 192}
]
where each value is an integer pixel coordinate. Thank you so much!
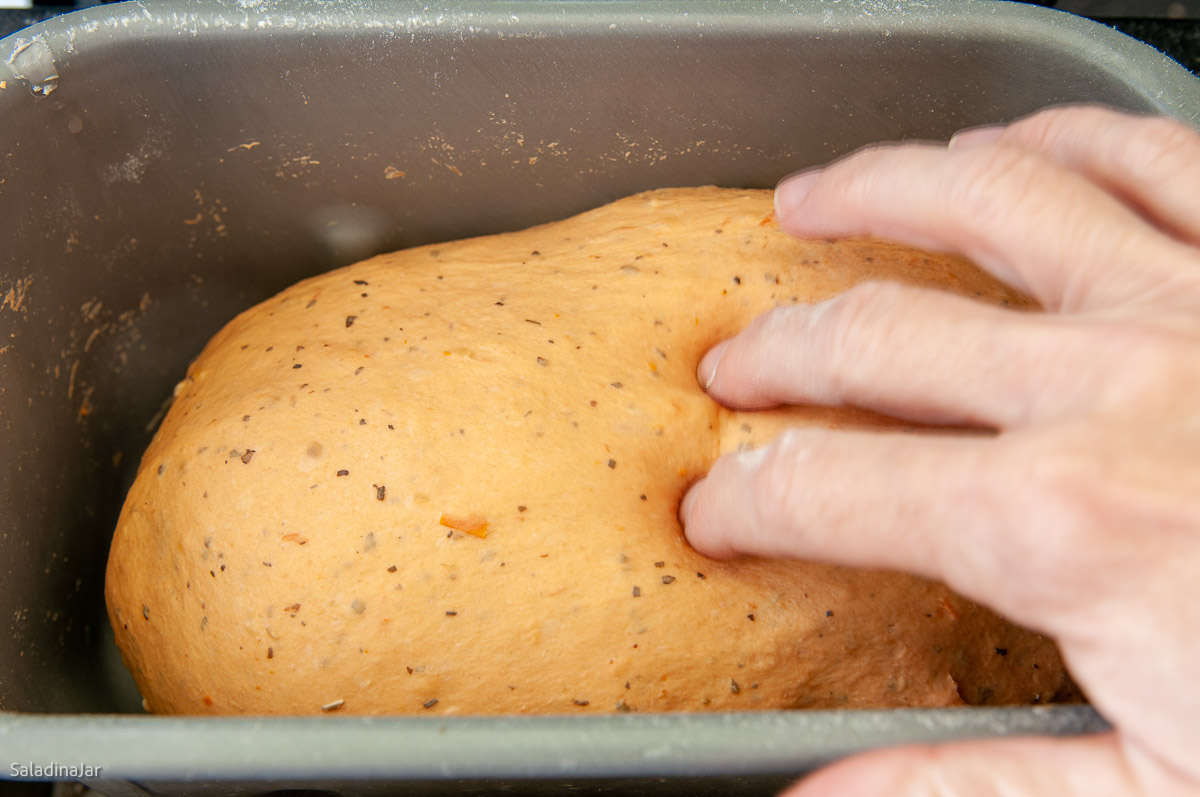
[
  {"left": 697, "top": 339, "right": 730, "bottom": 391},
  {"left": 948, "top": 123, "right": 1005, "bottom": 150},
  {"left": 774, "top": 167, "right": 821, "bottom": 219},
  {"left": 678, "top": 478, "right": 704, "bottom": 528}
]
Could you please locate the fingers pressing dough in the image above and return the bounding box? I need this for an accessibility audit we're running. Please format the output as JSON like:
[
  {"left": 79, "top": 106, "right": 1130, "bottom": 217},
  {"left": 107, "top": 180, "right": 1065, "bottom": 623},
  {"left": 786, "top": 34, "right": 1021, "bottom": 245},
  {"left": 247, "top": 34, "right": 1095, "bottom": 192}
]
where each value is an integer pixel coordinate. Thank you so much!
[{"left": 106, "top": 188, "right": 1072, "bottom": 715}]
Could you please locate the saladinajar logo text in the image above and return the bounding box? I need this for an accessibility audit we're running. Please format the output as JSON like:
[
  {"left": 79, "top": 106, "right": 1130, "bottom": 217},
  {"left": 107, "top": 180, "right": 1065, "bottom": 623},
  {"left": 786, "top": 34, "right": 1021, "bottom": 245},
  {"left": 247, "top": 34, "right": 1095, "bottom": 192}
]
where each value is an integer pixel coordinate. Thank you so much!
[{"left": 10, "top": 762, "right": 103, "bottom": 778}]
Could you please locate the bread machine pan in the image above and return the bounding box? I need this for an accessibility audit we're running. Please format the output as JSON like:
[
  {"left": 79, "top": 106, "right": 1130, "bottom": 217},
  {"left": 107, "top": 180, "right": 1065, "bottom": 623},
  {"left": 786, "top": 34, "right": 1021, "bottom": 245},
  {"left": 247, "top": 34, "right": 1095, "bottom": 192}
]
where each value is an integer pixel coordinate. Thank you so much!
[{"left": 1, "top": 0, "right": 1194, "bottom": 793}]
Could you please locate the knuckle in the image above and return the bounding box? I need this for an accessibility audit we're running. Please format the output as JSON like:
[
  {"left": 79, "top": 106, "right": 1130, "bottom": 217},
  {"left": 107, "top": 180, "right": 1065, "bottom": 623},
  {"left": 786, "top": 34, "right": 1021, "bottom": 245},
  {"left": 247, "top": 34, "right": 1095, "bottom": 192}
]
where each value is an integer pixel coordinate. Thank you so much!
[
  {"left": 749, "top": 434, "right": 798, "bottom": 532},
  {"left": 1117, "top": 115, "right": 1200, "bottom": 182},
  {"left": 1002, "top": 424, "right": 1199, "bottom": 627},
  {"left": 1011, "top": 104, "right": 1112, "bottom": 151},
  {"left": 821, "top": 281, "right": 892, "bottom": 353},
  {"left": 832, "top": 144, "right": 907, "bottom": 208},
  {"left": 1007, "top": 107, "right": 1072, "bottom": 151},
  {"left": 1002, "top": 432, "right": 1105, "bottom": 572},
  {"left": 1086, "top": 319, "right": 1195, "bottom": 411},
  {"left": 1005, "top": 425, "right": 1148, "bottom": 564},
  {"left": 730, "top": 305, "right": 810, "bottom": 390},
  {"left": 1130, "top": 114, "right": 1198, "bottom": 156},
  {"left": 750, "top": 302, "right": 809, "bottom": 347},
  {"left": 814, "top": 281, "right": 907, "bottom": 400},
  {"left": 1012, "top": 108, "right": 1200, "bottom": 189},
  {"left": 748, "top": 429, "right": 821, "bottom": 547},
  {"left": 947, "top": 145, "right": 1044, "bottom": 225}
]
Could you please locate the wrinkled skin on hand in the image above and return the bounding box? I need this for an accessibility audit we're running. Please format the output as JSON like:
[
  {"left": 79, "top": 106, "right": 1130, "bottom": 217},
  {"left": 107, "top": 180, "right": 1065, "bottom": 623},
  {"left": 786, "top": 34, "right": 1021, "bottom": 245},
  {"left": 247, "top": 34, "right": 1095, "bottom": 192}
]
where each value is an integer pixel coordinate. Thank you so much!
[{"left": 680, "top": 106, "right": 1200, "bottom": 796}]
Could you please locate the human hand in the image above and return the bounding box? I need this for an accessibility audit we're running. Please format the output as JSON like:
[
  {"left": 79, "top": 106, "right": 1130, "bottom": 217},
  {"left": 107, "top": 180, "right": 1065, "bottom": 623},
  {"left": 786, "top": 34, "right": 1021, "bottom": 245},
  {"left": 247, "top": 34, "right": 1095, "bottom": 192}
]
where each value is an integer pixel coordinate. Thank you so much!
[{"left": 679, "top": 105, "right": 1200, "bottom": 795}]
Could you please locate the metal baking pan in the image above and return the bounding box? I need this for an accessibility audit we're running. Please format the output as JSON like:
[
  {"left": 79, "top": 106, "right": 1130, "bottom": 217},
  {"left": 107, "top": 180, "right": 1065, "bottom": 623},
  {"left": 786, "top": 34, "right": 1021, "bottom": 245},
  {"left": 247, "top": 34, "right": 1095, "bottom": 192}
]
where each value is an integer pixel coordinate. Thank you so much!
[{"left": 2, "top": 0, "right": 1194, "bottom": 793}]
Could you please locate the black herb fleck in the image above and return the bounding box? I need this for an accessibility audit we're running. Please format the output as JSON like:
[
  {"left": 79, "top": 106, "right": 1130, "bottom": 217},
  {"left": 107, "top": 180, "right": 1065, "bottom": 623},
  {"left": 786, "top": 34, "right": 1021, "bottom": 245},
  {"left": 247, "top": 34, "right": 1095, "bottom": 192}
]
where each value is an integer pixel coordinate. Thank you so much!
[
  {"left": 607, "top": 459, "right": 616, "bottom": 469},
  {"left": 337, "top": 469, "right": 349, "bottom": 477},
  {"left": 654, "top": 561, "right": 665, "bottom": 568},
  {"left": 387, "top": 565, "right": 398, "bottom": 573},
  {"left": 525, "top": 319, "right": 542, "bottom": 326},
  {"left": 446, "top": 610, "right": 458, "bottom": 616},
  {"left": 825, "top": 610, "right": 834, "bottom": 617},
  {"left": 423, "top": 698, "right": 439, "bottom": 709},
  {"left": 345, "top": 315, "right": 357, "bottom": 328},
  {"left": 241, "top": 449, "right": 255, "bottom": 464},
  {"left": 995, "top": 647, "right": 1008, "bottom": 656},
  {"left": 747, "top": 614, "right": 755, "bottom": 621},
  {"left": 662, "top": 575, "right": 676, "bottom": 584},
  {"left": 354, "top": 279, "right": 369, "bottom": 286},
  {"left": 537, "top": 356, "right": 548, "bottom": 366},
  {"left": 573, "top": 699, "right": 590, "bottom": 707},
  {"left": 632, "top": 586, "right": 641, "bottom": 598},
  {"left": 730, "top": 679, "right": 740, "bottom": 694},
  {"left": 292, "top": 364, "right": 302, "bottom": 369},
  {"left": 375, "top": 485, "right": 386, "bottom": 501},
  {"left": 610, "top": 381, "right": 623, "bottom": 389},
  {"left": 267, "top": 647, "right": 274, "bottom": 659},
  {"left": 142, "top": 605, "right": 150, "bottom": 620}
]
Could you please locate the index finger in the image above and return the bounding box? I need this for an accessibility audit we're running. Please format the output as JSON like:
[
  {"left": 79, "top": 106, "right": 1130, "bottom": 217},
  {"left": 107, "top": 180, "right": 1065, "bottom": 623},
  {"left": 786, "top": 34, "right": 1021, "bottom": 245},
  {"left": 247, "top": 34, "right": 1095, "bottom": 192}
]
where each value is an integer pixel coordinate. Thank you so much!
[{"left": 775, "top": 141, "right": 1194, "bottom": 313}]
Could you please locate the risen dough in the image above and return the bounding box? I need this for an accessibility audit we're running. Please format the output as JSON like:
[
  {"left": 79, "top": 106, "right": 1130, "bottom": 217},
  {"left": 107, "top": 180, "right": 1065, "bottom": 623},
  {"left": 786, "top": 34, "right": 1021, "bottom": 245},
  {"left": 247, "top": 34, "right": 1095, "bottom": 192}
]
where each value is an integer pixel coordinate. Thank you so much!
[{"left": 106, "top": 187, "right": 1072, "bottom": 715}]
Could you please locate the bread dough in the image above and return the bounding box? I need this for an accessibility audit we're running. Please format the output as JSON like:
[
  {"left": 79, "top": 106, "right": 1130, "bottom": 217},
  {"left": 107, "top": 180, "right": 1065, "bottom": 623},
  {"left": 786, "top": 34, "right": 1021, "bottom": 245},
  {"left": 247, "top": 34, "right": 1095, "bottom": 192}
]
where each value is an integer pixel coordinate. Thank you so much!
[{"left": 106, "top": 187, "right": 1073, "bottom": 715}]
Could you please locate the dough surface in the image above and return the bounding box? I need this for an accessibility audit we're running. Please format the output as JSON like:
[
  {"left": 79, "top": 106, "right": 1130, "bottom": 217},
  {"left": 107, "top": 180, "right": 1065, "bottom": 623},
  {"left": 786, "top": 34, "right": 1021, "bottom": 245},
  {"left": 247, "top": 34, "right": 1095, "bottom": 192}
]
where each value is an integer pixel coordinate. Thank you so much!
[{"left": 106, "top": 187, "right": 1072, "bottom": 715}]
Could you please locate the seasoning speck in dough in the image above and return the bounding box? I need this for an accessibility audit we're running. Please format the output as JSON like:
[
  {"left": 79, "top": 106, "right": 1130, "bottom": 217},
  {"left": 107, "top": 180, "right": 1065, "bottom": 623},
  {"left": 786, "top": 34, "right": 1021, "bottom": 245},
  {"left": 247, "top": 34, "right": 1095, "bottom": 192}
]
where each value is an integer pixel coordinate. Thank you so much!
[{"left": 105, "top": 187, "right": 1075, "bottom": 716}]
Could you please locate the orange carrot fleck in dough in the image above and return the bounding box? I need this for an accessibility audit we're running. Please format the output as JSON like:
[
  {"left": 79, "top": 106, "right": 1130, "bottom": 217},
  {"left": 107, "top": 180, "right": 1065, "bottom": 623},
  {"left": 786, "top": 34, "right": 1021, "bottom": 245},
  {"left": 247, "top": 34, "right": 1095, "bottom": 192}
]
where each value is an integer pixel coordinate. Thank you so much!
[{"left": 439, "top": 513, "right": 489, "bottom": 538}]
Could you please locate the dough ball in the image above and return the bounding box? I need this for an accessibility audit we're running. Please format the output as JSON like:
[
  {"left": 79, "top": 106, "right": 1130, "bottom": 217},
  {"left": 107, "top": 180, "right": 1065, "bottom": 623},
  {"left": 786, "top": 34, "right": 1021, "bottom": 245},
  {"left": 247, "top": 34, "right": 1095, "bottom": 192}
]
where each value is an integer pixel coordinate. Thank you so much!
[{"left": 106, "top": 188, "right": 1073, "bottom": 715}]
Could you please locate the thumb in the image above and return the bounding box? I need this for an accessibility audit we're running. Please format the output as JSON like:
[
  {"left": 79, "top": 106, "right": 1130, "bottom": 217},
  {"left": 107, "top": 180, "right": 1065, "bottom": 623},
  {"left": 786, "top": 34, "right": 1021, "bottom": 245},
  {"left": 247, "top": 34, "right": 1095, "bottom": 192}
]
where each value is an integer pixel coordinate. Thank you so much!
[{"left": 781, "top": 733, "right": 1193, "bottom": 797}]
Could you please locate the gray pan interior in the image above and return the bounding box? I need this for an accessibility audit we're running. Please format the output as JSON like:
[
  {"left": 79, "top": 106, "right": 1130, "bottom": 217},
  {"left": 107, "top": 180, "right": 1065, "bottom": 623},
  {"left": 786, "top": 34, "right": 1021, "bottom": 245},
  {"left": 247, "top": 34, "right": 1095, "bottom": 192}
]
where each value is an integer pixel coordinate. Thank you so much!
[{"left": 1, "top": 0, "right": 1193, "bottom": 792}]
